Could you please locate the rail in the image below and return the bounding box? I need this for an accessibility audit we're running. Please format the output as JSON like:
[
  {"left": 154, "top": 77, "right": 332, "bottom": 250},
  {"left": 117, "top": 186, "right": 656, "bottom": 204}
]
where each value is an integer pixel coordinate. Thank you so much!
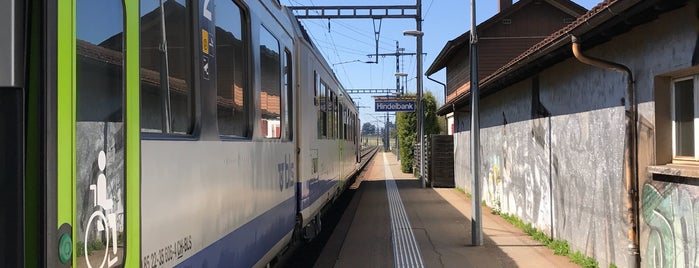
[{"left": 360, "top": 146, "right": 378, "bottom": 161}]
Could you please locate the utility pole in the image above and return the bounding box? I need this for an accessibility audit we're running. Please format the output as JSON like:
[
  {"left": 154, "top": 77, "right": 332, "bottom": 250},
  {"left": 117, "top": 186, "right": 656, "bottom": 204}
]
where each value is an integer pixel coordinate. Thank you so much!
[
  {"left": 394, "top": 42, "right": 403, "bottom": 160},
  {"left": 403, "top": 0, "right": 425, "bottom": 189},
  {"left": 470, "top": 0, "right": 483, "bottom": 246}
]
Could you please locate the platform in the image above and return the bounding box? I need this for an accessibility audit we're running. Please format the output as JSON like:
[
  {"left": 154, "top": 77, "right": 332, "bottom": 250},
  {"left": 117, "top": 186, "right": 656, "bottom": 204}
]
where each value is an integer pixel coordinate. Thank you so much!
[{"left": 314, "top": 152, "right": 577, "bottom": 268}]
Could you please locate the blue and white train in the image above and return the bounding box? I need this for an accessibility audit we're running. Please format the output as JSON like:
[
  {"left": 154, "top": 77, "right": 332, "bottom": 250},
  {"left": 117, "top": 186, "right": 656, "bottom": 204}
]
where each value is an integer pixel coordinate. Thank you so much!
[{"left": 140, "top": 0, "right": 362, "bottom": 267}]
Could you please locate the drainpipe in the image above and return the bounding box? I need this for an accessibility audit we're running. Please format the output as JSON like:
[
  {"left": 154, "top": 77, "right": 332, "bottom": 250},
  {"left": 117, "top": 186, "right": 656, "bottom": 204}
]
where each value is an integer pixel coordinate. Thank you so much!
[{"left": 571, "top": 36, "right": 639, "bottom": 268}]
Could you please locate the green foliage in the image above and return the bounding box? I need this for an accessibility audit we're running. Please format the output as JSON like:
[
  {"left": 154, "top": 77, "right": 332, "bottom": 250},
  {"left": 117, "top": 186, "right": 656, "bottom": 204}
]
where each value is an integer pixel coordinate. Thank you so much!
[
  {"left": 76, "top": 241, "right": 85, "bottom": 257},
  {"left": 77, "top": 239, "right": 107, "bottom": 257},
  {"left": 396, "top": 107, "right": 416, "bottom": 173},
  {"left": 437, "top": 112, "right": 447, "bottom": 134},
  {"left": 422, "top": 92, "right": 441, "bottom": 136},
  {"left": 609, "top": 263, "right": 618, "bottom": 268},
  {"left": 361, "top": 122, "right": 376, "bottom": 135},
  {"left": 395, "top": 92, "right": 442, "bottom": 173},
  {"left": 548, "top": 239, "right": 570, "bottom": 256},
  {"left": 454, "top": 187, "right": 603, "bottom": 268},
  {"left": 570, "top": 251, "right": 598, "bottom": 268},
  {"left": 88, "top": 239, "right": 106, "bottom": 252},
  {"left": 499, "top": 212, "right": 599, "bottom": 268},
  {"left": 454, "top": 187, "right": 471, "bottom": 199}
]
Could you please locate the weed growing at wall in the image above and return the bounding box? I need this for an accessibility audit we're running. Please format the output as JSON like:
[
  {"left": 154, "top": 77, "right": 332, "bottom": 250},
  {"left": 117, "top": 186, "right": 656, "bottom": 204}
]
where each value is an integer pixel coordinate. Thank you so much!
[
  {"left": 497, "top": 212, "right": 604, "bottom": 267},
  {"left": 455, "top": 187, "right": 471, "bottom": 199},
  {"left": 456, "top": 188, "right": 616, "bottom": 267}
]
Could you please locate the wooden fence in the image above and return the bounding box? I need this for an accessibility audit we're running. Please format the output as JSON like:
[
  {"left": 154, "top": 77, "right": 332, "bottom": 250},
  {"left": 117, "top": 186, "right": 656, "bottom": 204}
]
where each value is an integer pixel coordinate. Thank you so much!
[{"left": 414, "top": 135, "right": 454, "bottom": 187}]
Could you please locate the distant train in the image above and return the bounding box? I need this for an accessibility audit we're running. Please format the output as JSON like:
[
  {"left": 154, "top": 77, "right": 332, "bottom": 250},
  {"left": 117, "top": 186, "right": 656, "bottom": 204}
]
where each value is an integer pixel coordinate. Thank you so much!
[{"left": 0, "top": 0, "right": 361, "bottom": 267}]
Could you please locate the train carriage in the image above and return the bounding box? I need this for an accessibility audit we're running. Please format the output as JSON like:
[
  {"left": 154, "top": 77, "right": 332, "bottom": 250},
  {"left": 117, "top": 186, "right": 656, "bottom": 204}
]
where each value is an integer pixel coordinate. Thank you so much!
[
  {"left": 0, "top": 0, "right": 361, "bottom": 267},
  {"left": 289, "top": 14, "right": 361, "bottom": 238}
]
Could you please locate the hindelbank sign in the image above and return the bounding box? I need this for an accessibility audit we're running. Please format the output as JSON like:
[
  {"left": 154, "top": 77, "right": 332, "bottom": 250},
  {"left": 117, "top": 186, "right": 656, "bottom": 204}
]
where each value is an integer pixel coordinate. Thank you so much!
[{"left": 375, "top": 100, "right": 416, "bottom": 112}]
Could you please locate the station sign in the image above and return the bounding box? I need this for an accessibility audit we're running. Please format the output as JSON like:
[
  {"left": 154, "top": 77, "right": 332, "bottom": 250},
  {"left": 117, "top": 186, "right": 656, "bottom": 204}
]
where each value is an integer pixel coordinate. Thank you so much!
[{"left": 374, "top": 97, "right": 416, "bottom": 112}]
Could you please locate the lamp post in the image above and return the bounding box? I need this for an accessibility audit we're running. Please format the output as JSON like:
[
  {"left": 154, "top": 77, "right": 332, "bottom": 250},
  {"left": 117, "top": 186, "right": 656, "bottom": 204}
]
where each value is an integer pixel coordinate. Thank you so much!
[{"left": 404, "top": 28, "right": 425, "bottom": 189}]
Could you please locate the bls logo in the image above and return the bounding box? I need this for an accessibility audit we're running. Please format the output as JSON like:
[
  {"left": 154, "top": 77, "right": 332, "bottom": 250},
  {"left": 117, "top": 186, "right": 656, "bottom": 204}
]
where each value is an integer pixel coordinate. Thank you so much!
[{"left": 278, "top": 155, "right": 295, "bottom": 191}]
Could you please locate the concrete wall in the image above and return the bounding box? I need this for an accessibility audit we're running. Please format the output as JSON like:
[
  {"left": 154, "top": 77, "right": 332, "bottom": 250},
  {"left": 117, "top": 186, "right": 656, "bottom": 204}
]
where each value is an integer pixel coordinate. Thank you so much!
[{"left": 452, "top": 4, "right": 699, "bottom": 268}]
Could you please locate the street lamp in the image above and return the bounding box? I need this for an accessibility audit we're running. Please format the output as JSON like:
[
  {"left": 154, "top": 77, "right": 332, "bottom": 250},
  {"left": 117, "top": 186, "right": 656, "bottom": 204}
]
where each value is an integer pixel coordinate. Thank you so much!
[{"left": 404, "top": 29, "right": 425, "bottom": 189}]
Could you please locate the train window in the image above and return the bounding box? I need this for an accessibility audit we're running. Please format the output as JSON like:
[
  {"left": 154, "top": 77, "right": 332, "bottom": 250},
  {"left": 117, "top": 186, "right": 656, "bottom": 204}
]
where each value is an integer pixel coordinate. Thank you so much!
[
  {"left": 313, "top": 71, "right": 319, "bottom": 106},
  {"left": 319, "top": 81, "right": 327, "bottom": 139},
  {"left": 327, "top": 89, "right": 333, "bottom": 139},
  {"left": 216, "top": 0, "right": 249, "bottom": 137},
  {"left": 260, "top": 27, "right": 281, "bottom": 139},
  {"left": 339, "top": 103, "right": 344, "bottom": 140},
  {"left": 331, "top": 92, "right": 338, "bottom": 139},
  {"left": 140, "top": 0, "right": 194, "bottom": 135},
  {"left": 284, "top": 49, "right": 293, "bottom": 140},
  {"left": 76, "top": 0, "right": 126, "bottom": 264},
  {"left": 341, "top": 105, "right": 346, "bottom": 140}
]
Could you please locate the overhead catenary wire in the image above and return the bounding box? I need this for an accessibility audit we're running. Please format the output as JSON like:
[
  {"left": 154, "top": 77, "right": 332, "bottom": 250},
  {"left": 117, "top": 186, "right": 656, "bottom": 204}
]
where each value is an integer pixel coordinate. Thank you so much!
[
  {"left": 302, "top": 19, "right": 394, "bottom": 52},
  {"left": 283, "top": 0, "right": 415, "bottom": 97},
  {"left": 284, "top": 0, "right": 396, "bottom": 48},
  {"left": 327, "top": 20, "right": 355, "bottom": 88}
]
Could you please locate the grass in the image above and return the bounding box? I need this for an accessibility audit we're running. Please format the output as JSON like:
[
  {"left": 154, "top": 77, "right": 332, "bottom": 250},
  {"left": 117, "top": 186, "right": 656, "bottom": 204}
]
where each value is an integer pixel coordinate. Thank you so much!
[{"left": 454, "top": 188, "right": 611, "bottom": 268}]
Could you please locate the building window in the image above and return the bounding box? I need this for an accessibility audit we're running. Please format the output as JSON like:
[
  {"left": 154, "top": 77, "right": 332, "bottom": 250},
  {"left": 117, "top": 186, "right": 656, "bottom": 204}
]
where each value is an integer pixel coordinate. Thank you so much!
[
  {"left": 216, "top": 0, "right": 249, "bottom": 138},
  {"left": 673, "top": 77, "right": 697, "bottom": 159},
  {"left": 260, "top": 27, "right": 281, "bottom": 139}
]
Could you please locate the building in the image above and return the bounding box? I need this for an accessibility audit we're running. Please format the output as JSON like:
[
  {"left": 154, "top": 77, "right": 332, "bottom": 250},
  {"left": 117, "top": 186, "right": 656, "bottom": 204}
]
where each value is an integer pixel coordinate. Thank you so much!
[
  {"left": 430, "top": 0, "right": 697, "bottom": 267},
  {"left": 426, "top": 0, "right": 587, "bottom": 135}
]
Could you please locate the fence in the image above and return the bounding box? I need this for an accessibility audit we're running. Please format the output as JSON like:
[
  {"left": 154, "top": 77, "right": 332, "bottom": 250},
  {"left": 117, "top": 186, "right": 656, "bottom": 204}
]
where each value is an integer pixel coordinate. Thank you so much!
[{"left": 413, "top": 134, "right": 454, "bottom": 187}]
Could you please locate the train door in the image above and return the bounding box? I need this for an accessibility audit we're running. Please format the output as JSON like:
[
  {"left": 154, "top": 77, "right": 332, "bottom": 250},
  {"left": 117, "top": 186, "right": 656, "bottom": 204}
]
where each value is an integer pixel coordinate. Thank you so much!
[
  {"left": 55, "top": 0, "right": 141, "bottom": 266},
  {"left": 0, "top": 0, "right": 27, "bottom": 266}
]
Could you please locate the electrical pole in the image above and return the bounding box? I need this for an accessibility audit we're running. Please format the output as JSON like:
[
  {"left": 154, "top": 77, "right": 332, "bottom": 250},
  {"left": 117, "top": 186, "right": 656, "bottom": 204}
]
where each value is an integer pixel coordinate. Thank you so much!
[
  {"left": 416, "top": 0, "right": 425, "bottom": 189},
  {"left": 470, "top": 0, "right": 483, "bottom": 246}
]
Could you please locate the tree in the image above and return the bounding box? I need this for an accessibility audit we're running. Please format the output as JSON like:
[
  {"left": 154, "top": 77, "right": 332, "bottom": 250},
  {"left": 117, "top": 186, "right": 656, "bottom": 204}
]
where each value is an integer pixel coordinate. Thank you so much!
[
  {"left": 422, "top": 91, "right": 441, "bottom": 136},
  {"left": 361, "top": 122, "right": 376, "bottom": 135},
  {"left": 437, "top": 114, "right": 447, "bottom": 134},
  {"left": 396, "top": 92, "right": 441, "bottom": 173}
]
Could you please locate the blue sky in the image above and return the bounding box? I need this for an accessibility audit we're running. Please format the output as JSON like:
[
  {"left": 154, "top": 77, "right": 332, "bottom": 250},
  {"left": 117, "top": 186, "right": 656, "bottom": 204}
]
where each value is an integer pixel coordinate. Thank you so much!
[{"left": 279, "top": 0, "right": 601, "bottom": 127}]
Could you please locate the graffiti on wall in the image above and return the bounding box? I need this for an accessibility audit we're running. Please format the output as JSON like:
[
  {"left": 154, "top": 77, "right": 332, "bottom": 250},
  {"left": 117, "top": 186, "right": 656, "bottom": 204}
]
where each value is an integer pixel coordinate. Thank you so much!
[
  {"left": 486, "top": 157, "right": 503, "bottom": 212},
  {"left": 642, "top": 182, "right": 699, "bottom": 268}
]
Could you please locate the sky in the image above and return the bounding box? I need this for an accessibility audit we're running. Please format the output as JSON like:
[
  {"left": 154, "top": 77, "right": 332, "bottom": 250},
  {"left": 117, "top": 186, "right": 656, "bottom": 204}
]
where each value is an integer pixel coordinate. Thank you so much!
[{"left": 279, "top": 0, "right": 602, "bottom": 128}]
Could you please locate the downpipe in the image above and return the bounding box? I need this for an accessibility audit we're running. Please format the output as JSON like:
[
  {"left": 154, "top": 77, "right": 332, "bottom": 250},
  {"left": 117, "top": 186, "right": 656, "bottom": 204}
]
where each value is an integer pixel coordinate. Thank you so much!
[{"left": 571, "top": 36, "right": 639, "bottom": 268}]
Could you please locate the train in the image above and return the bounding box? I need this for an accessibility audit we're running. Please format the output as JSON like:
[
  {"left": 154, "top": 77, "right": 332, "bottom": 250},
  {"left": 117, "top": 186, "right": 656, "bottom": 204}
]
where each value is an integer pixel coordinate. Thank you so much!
[{"left": 0, "top": 0, "right": 363, "bottom": 267}]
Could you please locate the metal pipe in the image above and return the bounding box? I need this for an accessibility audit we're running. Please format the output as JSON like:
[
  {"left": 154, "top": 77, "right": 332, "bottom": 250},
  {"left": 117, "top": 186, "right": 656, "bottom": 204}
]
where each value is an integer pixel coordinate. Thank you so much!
[
  {"left": 426, "top": 76, "right": 446, "bottom": 102},
  {"left": 571, "top": 35, "right": 639, "bottom": 268}
]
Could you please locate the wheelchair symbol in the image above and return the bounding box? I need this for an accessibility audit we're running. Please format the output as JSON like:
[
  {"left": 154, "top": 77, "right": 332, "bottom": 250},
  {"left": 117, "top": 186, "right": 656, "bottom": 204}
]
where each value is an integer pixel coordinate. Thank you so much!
[{"left": 84, "top": 150, "right": 119, "bottom": 268}]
